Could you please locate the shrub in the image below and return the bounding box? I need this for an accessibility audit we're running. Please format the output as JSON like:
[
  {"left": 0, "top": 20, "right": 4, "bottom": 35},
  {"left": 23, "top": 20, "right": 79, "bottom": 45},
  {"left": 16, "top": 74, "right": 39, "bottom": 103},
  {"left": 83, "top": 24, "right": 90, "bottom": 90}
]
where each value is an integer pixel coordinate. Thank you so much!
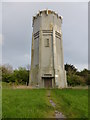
[
  {"left": 1, "top": 65, "right": 29, "bottom": 85},
  {"left": 67, "top": 74, "right": 85, "bottom": 86},
  {"left": 13, "top": 67, "right": 29, "bottom": 85}
]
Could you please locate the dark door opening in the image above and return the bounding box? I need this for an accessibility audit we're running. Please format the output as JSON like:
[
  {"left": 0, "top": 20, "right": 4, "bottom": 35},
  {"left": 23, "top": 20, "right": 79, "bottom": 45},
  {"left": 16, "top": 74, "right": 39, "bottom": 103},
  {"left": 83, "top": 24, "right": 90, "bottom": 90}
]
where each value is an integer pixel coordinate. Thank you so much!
[{"left": 44, "top": 78, "right": 52, "bottom": 88}]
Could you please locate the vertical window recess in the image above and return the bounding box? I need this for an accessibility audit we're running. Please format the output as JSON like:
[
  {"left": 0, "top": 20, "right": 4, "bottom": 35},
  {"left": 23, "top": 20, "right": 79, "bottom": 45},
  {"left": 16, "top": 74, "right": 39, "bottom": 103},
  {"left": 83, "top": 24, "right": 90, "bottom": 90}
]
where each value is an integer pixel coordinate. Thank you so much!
[{"left": 45, "top": 38, "right": 49, "bottom": 47}]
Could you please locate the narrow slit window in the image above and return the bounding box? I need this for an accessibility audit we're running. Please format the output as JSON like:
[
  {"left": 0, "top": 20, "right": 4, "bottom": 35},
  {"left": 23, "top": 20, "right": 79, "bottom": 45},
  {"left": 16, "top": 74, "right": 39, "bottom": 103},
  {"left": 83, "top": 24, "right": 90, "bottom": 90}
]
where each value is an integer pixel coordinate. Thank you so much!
[{"left": 45, "top": 38, "right": 49, "bottom": 47}]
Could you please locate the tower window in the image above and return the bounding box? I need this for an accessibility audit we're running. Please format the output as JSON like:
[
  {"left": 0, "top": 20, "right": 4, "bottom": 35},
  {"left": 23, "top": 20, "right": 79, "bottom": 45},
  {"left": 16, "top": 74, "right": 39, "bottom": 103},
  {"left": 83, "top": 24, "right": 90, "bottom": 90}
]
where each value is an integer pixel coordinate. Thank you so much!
[{"left": 45, "top": 38, "right": 49, "bottom": 47}]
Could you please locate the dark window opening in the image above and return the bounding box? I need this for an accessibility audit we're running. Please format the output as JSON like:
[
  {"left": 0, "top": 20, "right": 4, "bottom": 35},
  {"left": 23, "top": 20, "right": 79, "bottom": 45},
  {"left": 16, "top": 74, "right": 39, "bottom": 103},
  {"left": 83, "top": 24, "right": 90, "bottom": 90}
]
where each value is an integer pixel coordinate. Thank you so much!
[{"left": 45, "top": 38, "right": 49, "bottom": 47}]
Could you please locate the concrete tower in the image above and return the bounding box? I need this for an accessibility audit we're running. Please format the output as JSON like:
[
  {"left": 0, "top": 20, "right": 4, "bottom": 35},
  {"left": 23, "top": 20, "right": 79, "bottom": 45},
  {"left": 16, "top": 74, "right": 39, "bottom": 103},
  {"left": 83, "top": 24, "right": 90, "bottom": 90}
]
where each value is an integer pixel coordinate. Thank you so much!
[{"left": 30, "top": 9, "right": 67, "bottom": 88}]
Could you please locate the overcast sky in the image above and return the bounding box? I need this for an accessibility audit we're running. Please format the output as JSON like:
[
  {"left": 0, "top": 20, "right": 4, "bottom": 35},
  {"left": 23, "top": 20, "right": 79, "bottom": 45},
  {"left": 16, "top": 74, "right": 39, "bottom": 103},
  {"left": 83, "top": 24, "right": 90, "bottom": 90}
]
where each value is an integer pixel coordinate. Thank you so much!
[{"left": 1, "top": 2, "right": 88, "bottom": 71}]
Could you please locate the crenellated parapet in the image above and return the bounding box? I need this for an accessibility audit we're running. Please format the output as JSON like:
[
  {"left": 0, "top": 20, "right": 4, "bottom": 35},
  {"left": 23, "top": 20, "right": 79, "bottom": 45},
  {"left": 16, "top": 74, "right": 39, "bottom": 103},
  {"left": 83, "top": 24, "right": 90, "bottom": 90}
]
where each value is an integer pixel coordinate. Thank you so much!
[{"left": 32, "top": 9, "right": 63, "bottom": 26}]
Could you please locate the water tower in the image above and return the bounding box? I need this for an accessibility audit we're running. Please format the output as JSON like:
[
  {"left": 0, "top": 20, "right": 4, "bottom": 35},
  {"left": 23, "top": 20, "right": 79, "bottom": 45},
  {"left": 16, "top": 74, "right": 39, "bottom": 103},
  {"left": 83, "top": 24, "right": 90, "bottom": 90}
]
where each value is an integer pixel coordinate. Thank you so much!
[{"left": 29, "top": 9, "right": 67, "bottom": 88}]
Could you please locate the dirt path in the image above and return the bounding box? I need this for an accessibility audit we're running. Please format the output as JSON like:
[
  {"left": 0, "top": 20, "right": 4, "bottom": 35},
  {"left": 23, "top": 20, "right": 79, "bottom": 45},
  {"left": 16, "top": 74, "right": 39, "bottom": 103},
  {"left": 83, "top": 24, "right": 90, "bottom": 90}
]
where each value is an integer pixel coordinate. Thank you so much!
[{"left": 47, "top": 90, "right": 66, "bottom": 119}]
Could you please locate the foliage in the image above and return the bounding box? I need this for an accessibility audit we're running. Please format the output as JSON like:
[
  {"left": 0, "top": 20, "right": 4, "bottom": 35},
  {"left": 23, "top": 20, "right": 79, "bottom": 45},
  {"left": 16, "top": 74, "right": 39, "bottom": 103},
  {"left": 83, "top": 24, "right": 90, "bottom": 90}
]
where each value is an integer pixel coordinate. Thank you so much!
[
  {"left": 67, "top": 74, "right": 85, "bottom": 86},
  {"left": 65, "top": 63, "right": 77, "bottom": 75},
  {"left": 13, "top": 67, "right": 29, "bottom": 85},
  {"left": 1, "top": 64, "right": 29, "bottom": 85},
  {"left": 76, "top": 69, "right": 89, "bottom": 85},
  {"left": 65, "top": 64, "right": 89, "bottom": 86},
  {"left": 1, "top": 63, "right": 90, "bottom": 86},
  {"left": 2, "top": 64, "right": 13, "bottom": 83}
]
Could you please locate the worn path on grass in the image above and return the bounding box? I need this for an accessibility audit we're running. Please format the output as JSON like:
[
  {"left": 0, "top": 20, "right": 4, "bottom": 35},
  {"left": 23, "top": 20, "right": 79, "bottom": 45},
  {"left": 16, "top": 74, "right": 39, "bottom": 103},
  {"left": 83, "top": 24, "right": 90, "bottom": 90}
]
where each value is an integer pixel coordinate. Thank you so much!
[{"left": 47, "top": 90, "right": 66, "bottom": 119}]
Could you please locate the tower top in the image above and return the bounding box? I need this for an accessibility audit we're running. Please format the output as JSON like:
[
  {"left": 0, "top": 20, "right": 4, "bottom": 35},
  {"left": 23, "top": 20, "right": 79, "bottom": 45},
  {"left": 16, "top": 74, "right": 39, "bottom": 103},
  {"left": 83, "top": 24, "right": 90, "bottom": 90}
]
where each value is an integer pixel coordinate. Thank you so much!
[{"left": 33, "top": 9, "right": 63, "bottom": 23}]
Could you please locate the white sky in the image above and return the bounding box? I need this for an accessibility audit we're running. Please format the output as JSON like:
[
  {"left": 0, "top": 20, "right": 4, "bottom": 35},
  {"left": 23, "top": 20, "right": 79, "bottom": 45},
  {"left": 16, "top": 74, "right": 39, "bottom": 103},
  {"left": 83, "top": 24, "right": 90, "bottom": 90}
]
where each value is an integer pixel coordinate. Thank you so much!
[{"left": 0, "top": 2, "right": 88, "bottom": 71}]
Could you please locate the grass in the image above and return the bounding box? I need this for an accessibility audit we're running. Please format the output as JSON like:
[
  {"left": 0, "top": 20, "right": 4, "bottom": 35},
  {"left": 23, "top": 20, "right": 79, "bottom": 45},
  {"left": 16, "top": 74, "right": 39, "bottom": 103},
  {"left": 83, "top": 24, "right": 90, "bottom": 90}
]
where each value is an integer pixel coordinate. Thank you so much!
[
  {"left": 2, "top": 83, "right": 88, "bottom": 118},
  {"left": 51, "top": 89, "right": 88, "bottom": 118},
  {"left": 2, "top": 89, "right": 54, "bottom": 118}
]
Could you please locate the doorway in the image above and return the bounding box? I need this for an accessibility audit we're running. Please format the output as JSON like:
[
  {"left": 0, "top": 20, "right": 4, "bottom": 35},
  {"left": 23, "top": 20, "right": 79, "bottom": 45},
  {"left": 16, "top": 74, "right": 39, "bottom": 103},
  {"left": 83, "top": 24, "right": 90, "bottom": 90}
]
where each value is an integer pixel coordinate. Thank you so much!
[{"left": 44, "top": 78, "right": 52, "bottom": 88}]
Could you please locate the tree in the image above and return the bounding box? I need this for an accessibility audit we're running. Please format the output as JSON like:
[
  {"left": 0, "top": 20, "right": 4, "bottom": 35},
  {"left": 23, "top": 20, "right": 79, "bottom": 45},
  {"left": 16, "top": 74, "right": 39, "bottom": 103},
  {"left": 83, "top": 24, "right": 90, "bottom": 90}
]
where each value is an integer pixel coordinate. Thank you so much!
[
  {"left": 13, "top": 67, "right": 29, "bottom": 85},
  {"left": 65, "top": 63, "right": 77, "bottom": 75},
  {"left": 76, "top": 69, "right": 90, "bottom": 85},
  {"left": 2, "top": 64, "right": 13, "bottom": 83},
  {"left": 67, "top": 74, "right": 85, "bottom": 86},
  {"left": 65, "top": 64, "right": 88, "bottom": 86},
  {"left": 2, "top": 64, "right": 29, "bottom": 85}
]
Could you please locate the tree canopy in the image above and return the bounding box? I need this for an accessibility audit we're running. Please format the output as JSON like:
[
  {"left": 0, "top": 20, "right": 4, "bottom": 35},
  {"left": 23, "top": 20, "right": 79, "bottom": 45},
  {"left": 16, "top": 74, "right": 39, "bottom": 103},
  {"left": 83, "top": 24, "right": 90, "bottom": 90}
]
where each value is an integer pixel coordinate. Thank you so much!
[
  {"left": 1, "top": 64, "right": 29, "bottom": 85},
  {"left": 1, "top": 64, "right": 89, "bottom": 86},
  {"left": 65, "top": 64, "right": 89, "bottom": 86}
]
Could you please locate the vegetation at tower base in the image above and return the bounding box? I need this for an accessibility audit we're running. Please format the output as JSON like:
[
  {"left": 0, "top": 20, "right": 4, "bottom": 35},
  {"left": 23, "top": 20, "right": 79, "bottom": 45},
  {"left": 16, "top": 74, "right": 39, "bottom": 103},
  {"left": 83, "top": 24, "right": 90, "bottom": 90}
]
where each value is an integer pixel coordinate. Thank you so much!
[
  {"left": 65, "top": 64, "right": 89, "bottom": 86},
  {"left": 1, "top": 64, "right": 29, "bottom": 85},
  {"left": 1, "top": 63, "right": 90, "bottom": 86}
]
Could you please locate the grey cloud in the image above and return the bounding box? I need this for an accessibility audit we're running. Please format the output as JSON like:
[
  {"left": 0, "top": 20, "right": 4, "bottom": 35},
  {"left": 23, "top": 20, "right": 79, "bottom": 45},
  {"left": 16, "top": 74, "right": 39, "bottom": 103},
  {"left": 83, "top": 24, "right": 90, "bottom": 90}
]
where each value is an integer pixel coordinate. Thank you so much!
[{"left": 2, "top": 2, "right": 88, "bottom": 70}]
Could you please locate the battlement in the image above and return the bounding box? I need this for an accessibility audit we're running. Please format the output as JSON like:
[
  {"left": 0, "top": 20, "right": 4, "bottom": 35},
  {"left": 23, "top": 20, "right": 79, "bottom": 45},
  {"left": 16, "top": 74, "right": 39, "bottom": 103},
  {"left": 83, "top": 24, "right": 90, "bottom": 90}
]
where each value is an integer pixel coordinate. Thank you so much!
[{"left": 33, "top": 9, "right": 63, "bottom": 25}]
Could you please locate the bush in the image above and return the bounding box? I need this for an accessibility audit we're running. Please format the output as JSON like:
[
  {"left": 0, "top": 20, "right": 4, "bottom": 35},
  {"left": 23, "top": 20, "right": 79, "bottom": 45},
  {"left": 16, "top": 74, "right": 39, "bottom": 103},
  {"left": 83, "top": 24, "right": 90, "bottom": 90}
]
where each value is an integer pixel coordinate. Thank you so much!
[
  {"left": 1, "top": 63, "right": 89, "bottom": 86},
  {"left": 13, "top": 67, "right": 29, "bottom": 85},
  {"left": 67, "top": 74, "right": 86, "bottom": 86},
  {"left": 1, "top": 64, "right": 29, "bottom": 85}
]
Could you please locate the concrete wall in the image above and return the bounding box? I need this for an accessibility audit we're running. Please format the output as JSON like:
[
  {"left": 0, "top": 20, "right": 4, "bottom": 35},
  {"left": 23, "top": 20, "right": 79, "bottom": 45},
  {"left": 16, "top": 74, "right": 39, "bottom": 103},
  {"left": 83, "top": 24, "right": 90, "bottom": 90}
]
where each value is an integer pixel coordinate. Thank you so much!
[{"left": 30, "top": 10, "right": 67, "bottom": 88}]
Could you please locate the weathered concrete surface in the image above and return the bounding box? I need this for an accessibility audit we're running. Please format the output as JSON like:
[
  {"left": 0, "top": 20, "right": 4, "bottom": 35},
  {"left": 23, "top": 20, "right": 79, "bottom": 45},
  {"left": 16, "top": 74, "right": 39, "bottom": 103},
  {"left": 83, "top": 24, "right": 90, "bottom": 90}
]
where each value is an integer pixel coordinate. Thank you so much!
[{"left": 29, "top": 9, "right": 67, "bottom": 88}]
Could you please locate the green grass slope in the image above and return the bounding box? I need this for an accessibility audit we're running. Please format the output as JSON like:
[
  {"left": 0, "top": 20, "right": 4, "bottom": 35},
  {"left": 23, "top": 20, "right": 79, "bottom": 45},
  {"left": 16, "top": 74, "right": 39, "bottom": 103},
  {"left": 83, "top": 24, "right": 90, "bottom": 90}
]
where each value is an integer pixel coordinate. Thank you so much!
[
  {"left": 2, "top": 87, "right": 88, "bottom": 118},
  {"left": 2, "top": 89, "right": 54, "bottom": 118},
  {"left": 51, "top": 89, "right": 88, "bottom": 118}
]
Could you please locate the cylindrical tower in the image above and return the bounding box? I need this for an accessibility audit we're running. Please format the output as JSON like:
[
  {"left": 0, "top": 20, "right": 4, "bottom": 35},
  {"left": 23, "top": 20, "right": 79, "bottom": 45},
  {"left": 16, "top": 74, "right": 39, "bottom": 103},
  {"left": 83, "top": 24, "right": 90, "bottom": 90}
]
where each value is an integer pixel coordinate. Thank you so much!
[{"left": 30, "top": 9, "right": 67, "bottom": 88}]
